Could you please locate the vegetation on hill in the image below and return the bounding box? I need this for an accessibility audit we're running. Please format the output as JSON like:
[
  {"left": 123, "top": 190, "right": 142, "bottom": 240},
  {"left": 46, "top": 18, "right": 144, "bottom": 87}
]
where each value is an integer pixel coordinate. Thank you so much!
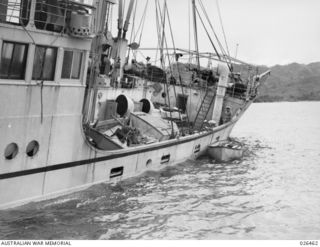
[{"left": 254, "top": 62, "right": 320, "bottom": 102}]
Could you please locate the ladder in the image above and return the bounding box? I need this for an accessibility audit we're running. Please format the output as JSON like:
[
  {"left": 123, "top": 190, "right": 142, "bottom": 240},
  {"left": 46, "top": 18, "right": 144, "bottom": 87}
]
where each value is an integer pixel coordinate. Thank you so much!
[{"left": 193, "top": 89, "right": 215, "bottom": 131}]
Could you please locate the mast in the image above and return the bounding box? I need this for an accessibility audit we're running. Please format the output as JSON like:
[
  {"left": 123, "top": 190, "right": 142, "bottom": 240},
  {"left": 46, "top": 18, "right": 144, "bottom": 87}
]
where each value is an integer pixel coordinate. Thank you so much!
[
  {"left": 117, "top": 0, "right": 124, "bottom": 39},
  {"left": 160, "top": 1, "right": 166, "bottom": 66},
  {"left": 192, "top": 0, "right": 200, "bottom": 70},
  {"left": 122, "top": 0, "right": 135, "bottom": 39}
]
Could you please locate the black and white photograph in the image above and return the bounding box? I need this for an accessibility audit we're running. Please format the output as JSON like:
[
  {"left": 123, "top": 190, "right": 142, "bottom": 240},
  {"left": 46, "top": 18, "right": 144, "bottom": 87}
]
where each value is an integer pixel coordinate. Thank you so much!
[{"left": 0, "top": 0, "right": 319, "bottom": 244}]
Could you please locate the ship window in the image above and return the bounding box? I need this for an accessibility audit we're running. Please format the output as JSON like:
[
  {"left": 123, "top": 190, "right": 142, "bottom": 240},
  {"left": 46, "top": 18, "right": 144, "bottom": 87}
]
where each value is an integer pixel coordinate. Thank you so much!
[
  {"left": 61, "top": 50, "right": 83, "bottom": 79},
  {"left": 26, "top": 140, "right": 39, "bottom": 157},
  {"left": 32, "top": 46, "right": 57, "bottom": 81},
  {"left": 4, "top": 143, "right": 19, "bottom": 160},
  {"left": 0, "top": 41, "right": 28, "bottom": 79}
]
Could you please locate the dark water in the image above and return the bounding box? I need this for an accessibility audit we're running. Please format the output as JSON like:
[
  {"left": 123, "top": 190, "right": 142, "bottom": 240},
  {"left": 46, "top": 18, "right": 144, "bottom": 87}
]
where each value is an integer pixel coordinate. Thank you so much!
[{"left": 1, "top": 102, "right": 320, "bottom": 240}]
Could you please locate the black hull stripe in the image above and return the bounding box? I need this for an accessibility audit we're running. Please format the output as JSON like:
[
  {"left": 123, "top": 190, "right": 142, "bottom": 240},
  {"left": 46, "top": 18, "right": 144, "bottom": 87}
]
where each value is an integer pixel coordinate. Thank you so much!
[{"left": 0, "top": 130, "right": 217, "bottom": 180}]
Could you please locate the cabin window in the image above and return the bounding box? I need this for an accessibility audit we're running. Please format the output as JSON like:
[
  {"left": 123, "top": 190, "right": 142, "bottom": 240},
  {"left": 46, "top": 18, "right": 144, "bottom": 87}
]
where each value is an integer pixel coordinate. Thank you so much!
[
  {"left": 61, "top": 50, "right": 83, "bottom": 79},
  {"left": 0, "top": 41, "right": 28, "bottom": 79},
  {"left": 32, "top": 46, "right": 57, "bottom": 81},
  {"left": 0, "top": 0, "right": 30, "bottom": 25}
]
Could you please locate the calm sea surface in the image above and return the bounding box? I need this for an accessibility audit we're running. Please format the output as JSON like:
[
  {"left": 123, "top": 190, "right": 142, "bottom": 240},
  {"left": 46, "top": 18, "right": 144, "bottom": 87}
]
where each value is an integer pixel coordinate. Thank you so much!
[{"left": 1, "top": 102, "right": 320, "bottom": 240}]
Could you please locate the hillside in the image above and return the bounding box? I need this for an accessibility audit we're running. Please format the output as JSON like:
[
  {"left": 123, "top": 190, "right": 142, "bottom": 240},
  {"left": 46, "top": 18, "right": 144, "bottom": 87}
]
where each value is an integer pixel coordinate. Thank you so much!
[{"left": 255, "top": 62, "right": 320, "bottom": 102}]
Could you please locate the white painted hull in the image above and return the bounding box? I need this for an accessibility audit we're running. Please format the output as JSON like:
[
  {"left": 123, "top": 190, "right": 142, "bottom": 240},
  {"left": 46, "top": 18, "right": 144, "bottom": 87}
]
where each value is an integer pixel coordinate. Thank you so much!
[
  {"left": 0, "top": 119, "right": 237, "bottom": 209},
  {"left": 0, "top": 79, "right": 251, "bottom": 209}
]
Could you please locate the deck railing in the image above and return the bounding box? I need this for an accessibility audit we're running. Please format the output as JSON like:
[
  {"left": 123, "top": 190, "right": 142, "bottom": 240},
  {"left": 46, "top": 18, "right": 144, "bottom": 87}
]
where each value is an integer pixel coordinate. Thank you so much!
[
  {"left": 34, "top": 0, "right": 95, "bottom": 36},
  {"left": 0, "top": 0, "right": 30, "bottom": 25},
  {"left": 0, "top": 0, "right": 96, "bottom": 37}
]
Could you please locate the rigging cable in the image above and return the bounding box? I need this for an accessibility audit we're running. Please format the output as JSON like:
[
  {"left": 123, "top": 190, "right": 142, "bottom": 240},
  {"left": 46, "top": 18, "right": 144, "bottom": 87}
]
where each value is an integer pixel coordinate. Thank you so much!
[
  {"left": 160, "top": 0, "right": 167, "bottom": 65},
  {"left": 188, "top": 0, "right": 191, "bottom": 65},
  {"left": 127, "top": 0, "right": 138, "bottom": 58},
  {"left": 198, "top": 0, "right": 232, "bottom": 69},
  {"left": 156, "top": 0, "right": 175, "bottom": 136},
  {"left": 155, "top": 0, "right": 163, "bottom": 65},
  {"left": 155, "top": 1, "right": 169, "bottom": 106},
  {"left": 194, "top": 5, "right": 221, "bottom": 60},
  {"left": 164, "top": 1, "right": 192, "bottom": 133},
  {"left": 133, "top": 0, "right": 148, "bottom": 43},
  {"left": 216, "top": 0, "right": 233, "bottom": 71},
  {"left": 191, "top": 0, "right": 200, "bottom": 70}
]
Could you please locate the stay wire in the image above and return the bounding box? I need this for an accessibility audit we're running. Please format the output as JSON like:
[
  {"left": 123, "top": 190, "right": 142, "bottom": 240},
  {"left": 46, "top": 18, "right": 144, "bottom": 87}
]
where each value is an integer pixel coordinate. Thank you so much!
[
  {"left": 194, "top": 5, "right": 220, "bottom": 60},
  {"left": 198, "top": 0, "right": 232, "bottom": 69},
  {"left": 216, "top": 0, "right": 230, "bottom": 59},
  {"left": 156, "top": 0, "right": 174, "bottom": 136},
  {"left": 164, "top": 2, "right": 192, "bottom": 131},
  {"left": 127, "top": 0, "right": 138, "bottom": 58},
  {"left": 133, "top": 0, "right": 149, "bottom": 43}
]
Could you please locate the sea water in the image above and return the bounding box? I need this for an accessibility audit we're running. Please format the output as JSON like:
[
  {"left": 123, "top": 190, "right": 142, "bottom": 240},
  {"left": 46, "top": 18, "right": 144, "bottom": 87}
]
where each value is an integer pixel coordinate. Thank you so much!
[{"left": 0, "top": 102, "right": 319, "bottom": 240}]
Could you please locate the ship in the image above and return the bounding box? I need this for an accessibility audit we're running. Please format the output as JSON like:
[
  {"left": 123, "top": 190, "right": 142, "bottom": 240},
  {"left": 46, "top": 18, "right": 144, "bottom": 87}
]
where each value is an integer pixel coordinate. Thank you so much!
[{"left": 0, "top": 0, "right": 270, "bottom": 209}]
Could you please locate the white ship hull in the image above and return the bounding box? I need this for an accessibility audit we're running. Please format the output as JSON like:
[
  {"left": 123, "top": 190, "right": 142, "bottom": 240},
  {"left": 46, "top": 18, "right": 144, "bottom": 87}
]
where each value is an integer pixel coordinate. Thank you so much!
[{"left": 0, "top": 118, "right": 237, "bottom": 209}]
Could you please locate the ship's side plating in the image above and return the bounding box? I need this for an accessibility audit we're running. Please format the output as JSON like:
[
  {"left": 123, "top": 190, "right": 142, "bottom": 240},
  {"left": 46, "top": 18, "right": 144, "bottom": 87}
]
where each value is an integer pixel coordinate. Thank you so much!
[
  {"left": 0, "top": 120, "right": 237, "bottom": 209},
  {"left": 0, "top": 0, "right": 114, "bottom": 208}
]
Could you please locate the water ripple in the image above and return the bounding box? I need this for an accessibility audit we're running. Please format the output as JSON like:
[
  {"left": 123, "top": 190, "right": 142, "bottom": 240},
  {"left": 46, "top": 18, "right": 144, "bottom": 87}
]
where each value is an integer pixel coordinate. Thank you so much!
[{"left": 1, "top": 102, "right": 320, "bottom": 239}]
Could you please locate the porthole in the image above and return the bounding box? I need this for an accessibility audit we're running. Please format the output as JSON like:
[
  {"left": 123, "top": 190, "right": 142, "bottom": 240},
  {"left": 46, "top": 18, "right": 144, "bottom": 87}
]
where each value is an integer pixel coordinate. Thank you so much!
[
  {"left": 4, "top": 143, "right": 18, "bottom": 160},
  {"left": 161, "top": 92, "right": 166, "bottom": 98},
  {"left": 26, "top": 140, "right": 39, "bottom": 157},
  {"left": 146, "top": 159, "right": 152, "bottom": 167}
]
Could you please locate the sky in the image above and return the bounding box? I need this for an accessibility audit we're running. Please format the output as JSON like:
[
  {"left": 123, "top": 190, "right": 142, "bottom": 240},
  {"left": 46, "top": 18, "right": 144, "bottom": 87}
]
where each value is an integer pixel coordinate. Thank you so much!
[{"left": 111, "top": 0, "right": 320, "bottom": 66}]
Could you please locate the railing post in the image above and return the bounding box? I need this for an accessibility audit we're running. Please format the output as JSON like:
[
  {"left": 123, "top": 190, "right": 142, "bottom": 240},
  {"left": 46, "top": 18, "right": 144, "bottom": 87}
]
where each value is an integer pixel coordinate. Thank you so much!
[{"left": 27, "top": 0, "right": 36, "bottom": 28}]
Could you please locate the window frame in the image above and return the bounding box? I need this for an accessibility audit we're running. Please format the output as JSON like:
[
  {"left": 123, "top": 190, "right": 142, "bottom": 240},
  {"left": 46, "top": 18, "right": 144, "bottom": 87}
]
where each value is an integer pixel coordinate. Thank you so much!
[
  {"left": 32, "top": 45, "right": 58, "bottom": 81},
  {"left": 61, "top": 49, "right": 84, "bottom": 81},
  {"left": 0, "top": 41, "right": 28, "bottom": 80}
]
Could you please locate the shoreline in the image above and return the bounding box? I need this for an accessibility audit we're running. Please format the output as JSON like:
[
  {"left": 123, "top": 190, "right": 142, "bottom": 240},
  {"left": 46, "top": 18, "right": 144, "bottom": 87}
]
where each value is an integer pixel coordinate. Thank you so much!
[{"left": 254, "top": 99, "right": 320, "bottom": 103}]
